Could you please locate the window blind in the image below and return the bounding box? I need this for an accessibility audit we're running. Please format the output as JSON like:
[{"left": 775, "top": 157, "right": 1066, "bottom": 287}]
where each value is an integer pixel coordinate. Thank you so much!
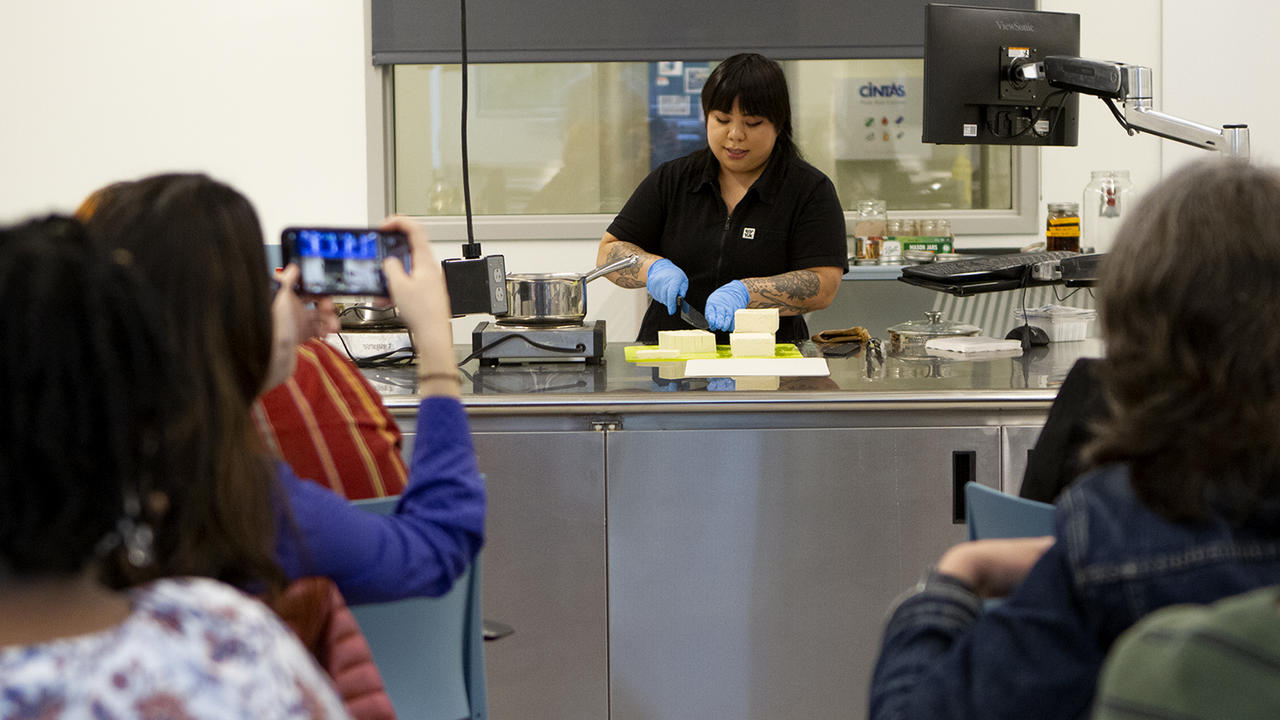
[{"left": 371, "top": 0, "right": 1034, "bottom": 65}]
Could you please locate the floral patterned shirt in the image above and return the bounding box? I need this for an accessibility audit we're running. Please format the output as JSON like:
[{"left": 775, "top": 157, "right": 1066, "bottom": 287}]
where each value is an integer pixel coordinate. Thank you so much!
[{"left": 0, "top": 577, "right": 350, "bottom": 719}]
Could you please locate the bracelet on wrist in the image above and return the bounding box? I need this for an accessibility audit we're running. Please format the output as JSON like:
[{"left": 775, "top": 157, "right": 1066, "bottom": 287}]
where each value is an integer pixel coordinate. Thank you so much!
[{"left": 416, "top": 371, "right": 462, "bottom": 385}]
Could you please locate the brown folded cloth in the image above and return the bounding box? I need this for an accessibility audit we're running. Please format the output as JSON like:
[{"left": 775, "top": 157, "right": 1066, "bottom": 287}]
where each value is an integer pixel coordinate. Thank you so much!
[{"left": 811, "top": 326, "right": 871, "bottom": 344}]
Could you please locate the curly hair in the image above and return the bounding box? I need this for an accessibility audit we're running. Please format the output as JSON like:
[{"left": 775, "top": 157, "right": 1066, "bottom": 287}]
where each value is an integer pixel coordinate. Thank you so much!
[
  {"left": 1086, "top": 159, "right": 1280, "bottom": 524},
  {"left": 0, "top": 216, "right": 183, "bottom": 578}
]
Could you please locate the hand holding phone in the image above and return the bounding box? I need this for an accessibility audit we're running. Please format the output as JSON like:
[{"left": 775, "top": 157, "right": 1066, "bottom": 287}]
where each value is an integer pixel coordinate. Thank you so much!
[
  {"left": 378, "top": 217, "right": 460, "bottom": 397},
  {"left": 264, "top": 264, "right": 304, "bottom": 392},
  {"left": 280, "top": 227, "right": 412, "bottom": 296}
]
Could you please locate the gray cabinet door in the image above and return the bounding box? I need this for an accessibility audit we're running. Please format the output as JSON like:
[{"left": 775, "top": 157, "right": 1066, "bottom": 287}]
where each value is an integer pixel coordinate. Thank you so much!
[
  {"left": 606, "top": 426, "right": 1000, "bottom": 720},
  {"left": 472, "top": 430, "right": 608, "bottom": 720},
  {"left": 1002, "top": 424, "right": 1045, "bottom": 496}
]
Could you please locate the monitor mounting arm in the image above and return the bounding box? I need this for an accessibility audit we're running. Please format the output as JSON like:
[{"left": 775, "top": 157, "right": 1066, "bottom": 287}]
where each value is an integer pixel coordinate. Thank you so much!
[{"left": 1016, "top": 57, "right": 1250, "bottom": 159}]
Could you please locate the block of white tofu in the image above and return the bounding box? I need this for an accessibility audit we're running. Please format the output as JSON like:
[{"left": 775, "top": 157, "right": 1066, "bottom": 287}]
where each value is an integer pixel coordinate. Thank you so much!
[
  {"left": 732, "top": 375, "right": 780, "bottom": 391},
  {"left": 658, "top": 362, "right": 687, "bottom": 380},
  {"left": 633, "top": 347, "right": 681, "bottom": 360},
  {"left": 734, "top": 308, "right": 779, "bottom": 334},
  {"left": 657, "top": 329, "right": 715, "bottom": 355},
  {"left": 730, "top": 332, "right": 776, "bottom": 358}
]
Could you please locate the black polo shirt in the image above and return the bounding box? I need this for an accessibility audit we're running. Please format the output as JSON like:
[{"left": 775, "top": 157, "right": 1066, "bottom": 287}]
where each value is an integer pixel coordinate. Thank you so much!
[{"left": 607, "top": 148, "right": 848, "bottom": 343}]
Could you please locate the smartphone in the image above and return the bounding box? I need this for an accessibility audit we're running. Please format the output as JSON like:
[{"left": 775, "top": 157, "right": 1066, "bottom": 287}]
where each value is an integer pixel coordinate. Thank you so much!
[{"left": 280, "top": 227, "right": 411, "bottom": 296}]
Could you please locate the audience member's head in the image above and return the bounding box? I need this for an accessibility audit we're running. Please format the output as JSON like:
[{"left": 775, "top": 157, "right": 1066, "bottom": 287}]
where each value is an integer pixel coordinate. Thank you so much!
[
  {"left": 1089, "top": 159, "right": 1280, "bottom": 525},
  {"left": 0, "top": 216, "right": 180, "bottom": 582},
  {"left": 85, "top": 173, "right": 286, "bottom": 592},
  {"left": 74, "top": 181, "right": 133, "bottom": 223}
]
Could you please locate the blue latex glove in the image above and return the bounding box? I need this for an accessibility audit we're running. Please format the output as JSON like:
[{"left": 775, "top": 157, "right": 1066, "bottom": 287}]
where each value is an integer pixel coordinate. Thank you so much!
[
  {"left": 704, "top": 280, "right": 750, "bottom": 331},
  {"left": 645, "top": 258, "right": 688, "bottom": 316},
  {"left": 706, "top": 377, "right": 736, "bottom": 392}
]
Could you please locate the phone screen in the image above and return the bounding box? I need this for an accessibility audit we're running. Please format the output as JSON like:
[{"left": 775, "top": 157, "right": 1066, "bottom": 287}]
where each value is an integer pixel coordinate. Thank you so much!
[{"left": 280, "top": 227, "right": 411, "bottom": 296}]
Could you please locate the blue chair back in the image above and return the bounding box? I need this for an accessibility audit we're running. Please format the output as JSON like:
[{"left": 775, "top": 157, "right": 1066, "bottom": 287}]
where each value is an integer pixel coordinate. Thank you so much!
[
  {"left": 350, "top": 496, "right": 487, "bottom": 720},
  {"left": 964, "top": 482, "right": 1055, "bottom": 541}
]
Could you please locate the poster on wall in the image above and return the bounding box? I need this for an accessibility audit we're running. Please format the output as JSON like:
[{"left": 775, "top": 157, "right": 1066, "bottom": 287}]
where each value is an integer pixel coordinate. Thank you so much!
[
  {"left": 650, "top": 61, "right": 712, "bottom": 169},
  {"left": 835, "top": 76, "right": 926, "bottom": 161}
]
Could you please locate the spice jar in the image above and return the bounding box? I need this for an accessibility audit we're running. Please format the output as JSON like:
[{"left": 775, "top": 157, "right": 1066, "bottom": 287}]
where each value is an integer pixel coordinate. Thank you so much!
[
  {"left": 1046, "top": 202, "right": 1081, "bottom": 252},
  {"left": 851, "top": 199, "right": 887, "bottom": 265}
]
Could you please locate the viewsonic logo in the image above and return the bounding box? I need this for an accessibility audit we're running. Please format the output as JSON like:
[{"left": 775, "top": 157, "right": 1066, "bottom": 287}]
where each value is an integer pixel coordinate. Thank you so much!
[{"left": 996, "top": 20, "right": 1034, "bottom": 32}]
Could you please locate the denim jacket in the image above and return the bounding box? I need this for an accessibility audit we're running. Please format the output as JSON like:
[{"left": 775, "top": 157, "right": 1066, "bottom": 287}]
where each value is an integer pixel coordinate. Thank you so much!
[{"left": 868, "top": 464, "right": 1280, "bottom": 720}]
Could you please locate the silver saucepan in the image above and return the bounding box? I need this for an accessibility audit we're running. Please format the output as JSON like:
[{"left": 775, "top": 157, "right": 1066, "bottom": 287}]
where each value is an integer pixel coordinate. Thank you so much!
[{"left": 499, "top": 254, "right": 639, "bottom": 326}]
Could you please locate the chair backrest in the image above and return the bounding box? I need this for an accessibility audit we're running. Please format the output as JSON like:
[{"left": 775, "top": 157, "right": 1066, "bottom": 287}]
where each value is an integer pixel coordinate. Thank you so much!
[
  {"left": 964, "top": 482, "right": 1055, "bottom": 541},
  {"left": 350, "top": 496, "right": 487, "bottom": 720}
]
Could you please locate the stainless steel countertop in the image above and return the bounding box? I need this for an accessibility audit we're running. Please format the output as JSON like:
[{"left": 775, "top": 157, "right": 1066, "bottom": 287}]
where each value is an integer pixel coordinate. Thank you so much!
[{"left": 362, "top": 338, "right": 1103, "bottom": 414}]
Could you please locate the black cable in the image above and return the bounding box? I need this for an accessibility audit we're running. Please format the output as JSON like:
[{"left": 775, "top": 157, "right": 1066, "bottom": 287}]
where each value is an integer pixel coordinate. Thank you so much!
[
  {"left": 1032, "top": 90, "right": 1072, "bottom": 138},
  {"left": 336, "top": 304, "right": 399, "bottom": 327},
  {"left": 1102, "top": 97, "right": 1136, "bottom": 136},
  {"left": 334, "top": 333, "right": 416, "bottom": 368},
  {"left": 1017, "top": 271, "right": 1034, "bottom": 387},
  {"left": 985, "top": 90, "right": 1071, "bottom": 140},
  {"left": 1017, "top": 268, "right": 1033, "bottom": 353},
  {"left": 459, "top": 0, "right": 480, "bottom": 258},
  {"left": 456, "top": 333, "right": 588, "bottom": 366},
  {"left": 1050, "top": 284, "right": 1084, "bottom": 303}
]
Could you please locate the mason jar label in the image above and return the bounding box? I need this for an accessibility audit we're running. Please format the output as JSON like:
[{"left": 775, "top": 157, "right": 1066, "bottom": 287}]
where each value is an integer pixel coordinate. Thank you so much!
[{"left": 1047, "top": 217, "right": 1080, "bottom": 237}]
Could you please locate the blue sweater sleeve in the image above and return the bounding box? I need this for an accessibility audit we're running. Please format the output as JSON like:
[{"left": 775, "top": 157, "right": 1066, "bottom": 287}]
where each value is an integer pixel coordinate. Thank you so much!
[
  {"left": 869, "top": 542, "right": 1103, "bottom": 720},
  {"left": 274, "top": 396, "right": 486, "bottom": 604}
]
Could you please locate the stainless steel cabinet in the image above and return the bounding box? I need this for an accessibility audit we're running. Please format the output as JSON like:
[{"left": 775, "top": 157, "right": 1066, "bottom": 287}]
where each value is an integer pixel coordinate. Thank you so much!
[
  {"left": 471, "top": 430, "right": 610, "bottom": 720},
  {"left": 607, "top": 426, "right": 1000, "bottom": 720},
  {"left": 397, "top": 407, "right": 1043, "bottom": 720},
  {"left": 1002, "top": 424, "right": 1046, "bottom": 496}
]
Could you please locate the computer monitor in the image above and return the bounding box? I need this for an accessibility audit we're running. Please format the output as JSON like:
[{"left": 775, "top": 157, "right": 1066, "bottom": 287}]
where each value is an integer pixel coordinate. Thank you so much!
[{"left": 922, "top": 3, "right": 1080, "bottom": 146}]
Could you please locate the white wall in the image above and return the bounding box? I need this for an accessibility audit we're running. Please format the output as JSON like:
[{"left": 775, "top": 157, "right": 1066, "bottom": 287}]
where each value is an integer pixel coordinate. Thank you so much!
[
  {"left": 3, "top": 1, "right": 1277, "bottom": 344},
  {"left": 1161, "top": 1, "right": 1280, "bottom": 169},
  {"left": 0, "top": 1, "right": 372, "bottom": 236}
]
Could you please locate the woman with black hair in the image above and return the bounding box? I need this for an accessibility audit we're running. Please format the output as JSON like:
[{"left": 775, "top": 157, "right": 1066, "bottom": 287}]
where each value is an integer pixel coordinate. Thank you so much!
[
  {"left": 0, "top": 216, "right": 348, "bottom": 717},
  {"left": 596, "top": 52, "right": 848, "bottom": 342},
  {"left": 868, "top": 159, "right": 1280, "bottom": 720},
  {"left": 84, "top": 173, "right": 484, "bottom": 605}
]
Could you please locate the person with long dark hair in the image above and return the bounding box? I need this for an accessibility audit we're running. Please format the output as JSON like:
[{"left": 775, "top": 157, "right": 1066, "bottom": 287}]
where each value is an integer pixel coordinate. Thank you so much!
[
  {"left": 84, "top": 173, "right": 485, "bottom": 604},
  {"left": 597, "top": 52, "right": 848, "bottom": 342},
  {"left": 868, "top": 158, "right": 1280, "bottom": 720},
  {"left": 0, "top": 216, "right": 348, "bottom": 717}
]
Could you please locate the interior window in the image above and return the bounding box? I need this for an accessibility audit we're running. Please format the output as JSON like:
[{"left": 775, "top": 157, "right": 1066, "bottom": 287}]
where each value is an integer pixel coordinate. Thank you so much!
[{"left": 391, "top": 59, "right": 1014, "bottom": 218}]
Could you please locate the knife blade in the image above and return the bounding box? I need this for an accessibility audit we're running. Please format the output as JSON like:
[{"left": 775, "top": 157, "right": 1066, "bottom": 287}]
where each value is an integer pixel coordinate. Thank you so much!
[{"left": 677, "top": 296, "right": 710, "bottom": 330}]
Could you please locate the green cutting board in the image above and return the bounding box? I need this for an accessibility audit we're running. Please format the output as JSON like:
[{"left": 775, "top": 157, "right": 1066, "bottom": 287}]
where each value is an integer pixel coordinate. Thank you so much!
[{"left": 624, "top": 343, "right": 802, "bottom": 362}]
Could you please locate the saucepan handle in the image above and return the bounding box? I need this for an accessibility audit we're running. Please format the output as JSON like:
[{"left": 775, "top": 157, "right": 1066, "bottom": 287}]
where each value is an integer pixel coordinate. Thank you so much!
[{"left": 581, "top": 254, "right": 639, "bottom": 284}]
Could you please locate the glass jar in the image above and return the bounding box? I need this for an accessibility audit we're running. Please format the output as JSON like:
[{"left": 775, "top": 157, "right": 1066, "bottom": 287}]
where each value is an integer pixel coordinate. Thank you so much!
[
  {"left": 886, "top": 310, "right": 981, "bottom": 357},
  {"left": 1046, "top": 202, "right": 1081, "bottom": 252},
  {"left": 1082, "top": 170, "right": 1135, "bottom": 253},
  {"left": 850, "top": 199, "right": 887, "bottom": 264}
]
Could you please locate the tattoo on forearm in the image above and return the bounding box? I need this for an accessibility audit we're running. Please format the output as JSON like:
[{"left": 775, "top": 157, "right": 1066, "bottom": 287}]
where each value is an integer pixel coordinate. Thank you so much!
[
  {"left": 744, "top": 271, "right": 820, "bottom": 313},
  {"left": 604, "top": 241, "right": 653, "bottom": 288}
]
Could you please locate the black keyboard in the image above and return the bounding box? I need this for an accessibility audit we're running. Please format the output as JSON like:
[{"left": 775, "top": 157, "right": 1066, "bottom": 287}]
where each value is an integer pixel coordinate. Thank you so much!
[{"left": 901, "top": 251, "right": 1079, "bottom": 283}]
